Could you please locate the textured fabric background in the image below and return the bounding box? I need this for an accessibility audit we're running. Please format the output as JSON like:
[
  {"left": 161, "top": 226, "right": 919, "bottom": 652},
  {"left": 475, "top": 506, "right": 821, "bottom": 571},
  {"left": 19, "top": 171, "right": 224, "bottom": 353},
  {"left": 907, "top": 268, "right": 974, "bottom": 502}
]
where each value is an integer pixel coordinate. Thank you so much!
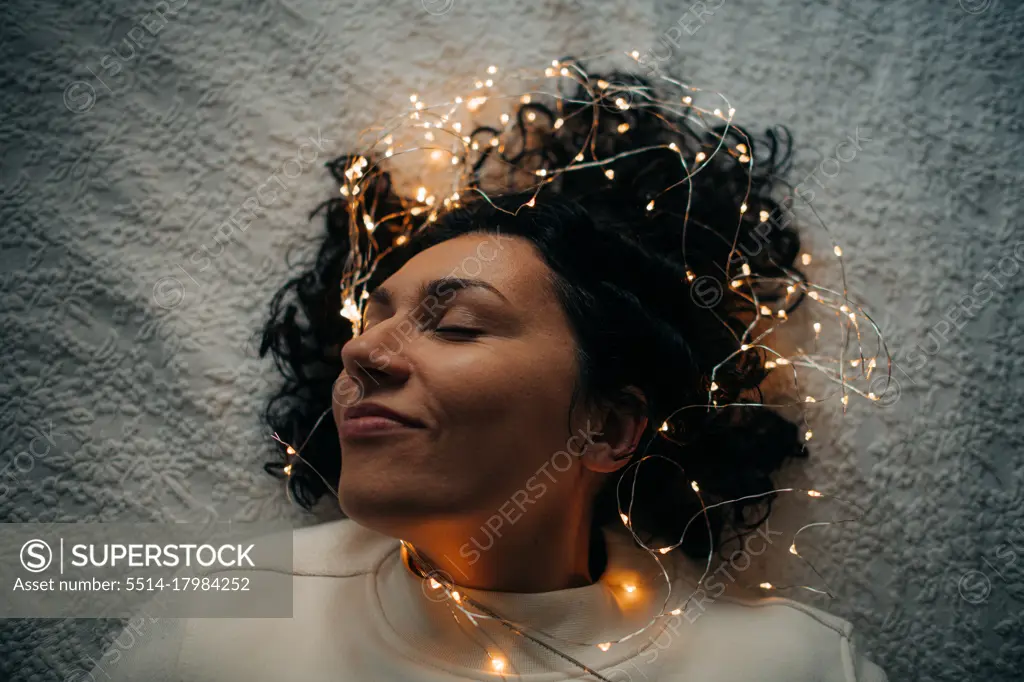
[{"left": 1, "top": 0, "right": 1022, "bottom": 680}]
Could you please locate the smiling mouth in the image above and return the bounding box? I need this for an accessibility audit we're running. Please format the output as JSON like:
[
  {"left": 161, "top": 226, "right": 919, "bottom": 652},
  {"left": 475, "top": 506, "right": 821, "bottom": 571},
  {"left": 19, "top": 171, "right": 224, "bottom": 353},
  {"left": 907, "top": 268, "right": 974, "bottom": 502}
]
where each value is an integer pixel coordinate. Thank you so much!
[{"left": 339, "top": 416, "right": 423, "bottom": 439}]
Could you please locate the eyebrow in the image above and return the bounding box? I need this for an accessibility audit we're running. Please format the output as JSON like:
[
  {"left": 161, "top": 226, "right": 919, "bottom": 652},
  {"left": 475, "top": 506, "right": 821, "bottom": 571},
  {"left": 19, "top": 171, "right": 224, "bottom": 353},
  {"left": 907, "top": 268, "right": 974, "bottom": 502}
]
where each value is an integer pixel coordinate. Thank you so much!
[{"left": 367, "top": 276, "right": 510, "bottom": 310}]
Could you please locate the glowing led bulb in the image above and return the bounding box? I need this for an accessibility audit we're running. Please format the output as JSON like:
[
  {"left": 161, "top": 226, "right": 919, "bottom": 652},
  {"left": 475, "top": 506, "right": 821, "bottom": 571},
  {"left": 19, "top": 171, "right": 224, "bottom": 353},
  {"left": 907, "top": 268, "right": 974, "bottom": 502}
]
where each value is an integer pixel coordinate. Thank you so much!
[
  {"left": 618, "top": 123, "right": 630, "bottom": 133},
  {"left": 659, "top": 547, "right": 672, "bottom": 554},
  {"left": 605, "top": 169, "right": 615, "bottom": 179},
  {"left": 808, "top": 291, "right": 819, "bottom": 300},
  {"left": 624, "top": 584, "right": 637, "bottom": 593},
  {"left": 760, "top": 210, "right": 770, "bottom": 222},
  {"left": 807, "top": 490, "right": 823, "bottom": 497},
  {"left": 765, "top": 360, "right": 776, "bottom": 369},
  {"left": 490, "top": 657, "right": 506, "bottom": 672},
  {"left": 805, "top": 396, "right": 816, "bottom": 403},
  {"left": 802, "top": 253, "right": 812, "bottom": 265},
  {"left": 283, "top": 464, "right": 292, "bottom": 475},
  {"left": 429, "top": 578, "right": 441, "bottom": 589},
  {"left": 760, "top": 305, "right": 771, "bottom": 315},
  {"left": 804, "top": 430, "right": 813, "bottom": 441},
  {"left": 789, "top": 544, "right": 798, "bottom": 555},
  {"left": 669, "top": 142, "right": 679, "bottom": 151},
  {"left": 598, "top": 642, "right": 612, "bottom": 652},
  {"left": 487, "top": 65, "right": 498, "bottom": 74},
  {"left": 526, "top": 198, "right": 536, "bottom": 207},
  {"left": 695, "top": 152, "right": 706, "bottom": 162},
  {"left": 670, "top": 608, "right": 682, "bottom": 615},
  {"left": 834, "top": 245, "right": 843, "bottom": 257},
  {"left": 813, "top": 322, "right": 822, "bottom": 333},
  {"left": 620, "top": 512, "right": 630, "bottom": 525},
  {"left": 452, "top": 591, "right": 461, "bottom": 603},
  {"left": 553, "top": 118, "right": 563, "bottom": 129},
  {"left": 691, "top": 481, "right": 700, "bottom": 492},
  {"left": 841, "top": 395, "right": 849, "bottom": 405},
  {"left": 659, "top": 421, "right": 669, "bottom": 432},
  {"left": 710, "top": 382, "right": 719, "bottom": 391},
  {"left": 615, "top": 98, "right": 629, "bottom": 110},
  {"left": 741, "top": 263, "right": 751, "bottom": 275},
  {"left": 286, "top": 446, "right": 296, "bottom": 455},
  {"left": 417, "top": 187, "right": 427, "bottom": 202},
  {"left": 683, "top": 95, "right": 692, "bottom": 104},
  {"left": 646, "top": 200, "right": 655, "bottom": 211},
  {"left": 739, "top": 203, "right": 747, "bottom": 213},
  {"left": 759, "top": 582, "right": 774, "bottom": 590}
]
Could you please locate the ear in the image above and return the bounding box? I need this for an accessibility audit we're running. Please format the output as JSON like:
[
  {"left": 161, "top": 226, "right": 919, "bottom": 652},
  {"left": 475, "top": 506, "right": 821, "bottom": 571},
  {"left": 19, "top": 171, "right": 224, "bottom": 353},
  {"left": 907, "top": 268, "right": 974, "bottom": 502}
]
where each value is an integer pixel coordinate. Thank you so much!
[{"left": 577, "top": 386, "right": 649, "bottom": 474}]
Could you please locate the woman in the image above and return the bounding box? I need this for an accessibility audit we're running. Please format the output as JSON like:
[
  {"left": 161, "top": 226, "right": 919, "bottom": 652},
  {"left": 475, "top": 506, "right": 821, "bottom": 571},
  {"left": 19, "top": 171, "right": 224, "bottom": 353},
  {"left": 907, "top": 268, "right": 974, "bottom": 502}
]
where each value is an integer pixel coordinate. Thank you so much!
[{"left": 93, "top": 60, "right": 888, "bottom": 680}]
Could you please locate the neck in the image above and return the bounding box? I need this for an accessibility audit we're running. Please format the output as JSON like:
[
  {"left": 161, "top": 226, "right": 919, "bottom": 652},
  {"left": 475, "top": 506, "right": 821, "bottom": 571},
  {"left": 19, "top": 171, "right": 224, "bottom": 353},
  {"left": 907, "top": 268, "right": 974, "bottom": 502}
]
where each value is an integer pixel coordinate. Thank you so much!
[{"left": 400, "top": 509, "right": 603, "bottom": 593}]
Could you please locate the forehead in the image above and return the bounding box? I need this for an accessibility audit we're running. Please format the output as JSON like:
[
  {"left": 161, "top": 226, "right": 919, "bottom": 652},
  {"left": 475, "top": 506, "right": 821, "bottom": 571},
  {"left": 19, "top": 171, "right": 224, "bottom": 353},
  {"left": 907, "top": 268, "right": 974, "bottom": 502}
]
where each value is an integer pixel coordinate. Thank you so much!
[{"left": 382, "top": 233, "right": 554, "bottom": 307}]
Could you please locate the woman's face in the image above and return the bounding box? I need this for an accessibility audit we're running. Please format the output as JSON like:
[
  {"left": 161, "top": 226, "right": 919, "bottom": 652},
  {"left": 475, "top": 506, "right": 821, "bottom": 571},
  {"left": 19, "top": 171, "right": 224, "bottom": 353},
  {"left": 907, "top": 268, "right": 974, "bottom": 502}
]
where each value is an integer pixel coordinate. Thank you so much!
[{"left": 333, "top": 232, "right": 596, "bottom": 533}]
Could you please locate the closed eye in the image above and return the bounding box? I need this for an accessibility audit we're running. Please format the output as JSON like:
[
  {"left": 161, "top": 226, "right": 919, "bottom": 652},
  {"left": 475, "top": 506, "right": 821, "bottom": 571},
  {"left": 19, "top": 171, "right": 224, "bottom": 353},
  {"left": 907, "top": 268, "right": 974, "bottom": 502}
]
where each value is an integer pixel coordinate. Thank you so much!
[{"left": 435, "top": 326, "right": 483, "bottom": 337}]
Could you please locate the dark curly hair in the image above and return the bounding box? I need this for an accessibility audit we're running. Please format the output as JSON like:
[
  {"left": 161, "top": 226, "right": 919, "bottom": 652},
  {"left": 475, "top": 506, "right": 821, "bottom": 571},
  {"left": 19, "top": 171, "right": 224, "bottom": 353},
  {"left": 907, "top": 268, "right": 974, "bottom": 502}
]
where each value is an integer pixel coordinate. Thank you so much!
[{"left": 259, "top": 61, "right": 808, "bottom": 561}]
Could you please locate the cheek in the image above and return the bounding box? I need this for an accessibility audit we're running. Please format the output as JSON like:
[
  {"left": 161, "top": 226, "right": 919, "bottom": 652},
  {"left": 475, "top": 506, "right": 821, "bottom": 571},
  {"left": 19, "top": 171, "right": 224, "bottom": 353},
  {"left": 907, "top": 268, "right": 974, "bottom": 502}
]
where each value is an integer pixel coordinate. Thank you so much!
[{"left": 425, "top": 342, "right": 578, "bottom": 458}]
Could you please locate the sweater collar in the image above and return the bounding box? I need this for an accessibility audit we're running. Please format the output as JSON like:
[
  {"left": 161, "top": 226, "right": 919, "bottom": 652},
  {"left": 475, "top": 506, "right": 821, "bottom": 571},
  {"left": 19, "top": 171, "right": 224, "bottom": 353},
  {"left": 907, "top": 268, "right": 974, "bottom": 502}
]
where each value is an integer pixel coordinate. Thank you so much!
[{"left": 368, "top": 524, "right": 696, "bottom": 677}]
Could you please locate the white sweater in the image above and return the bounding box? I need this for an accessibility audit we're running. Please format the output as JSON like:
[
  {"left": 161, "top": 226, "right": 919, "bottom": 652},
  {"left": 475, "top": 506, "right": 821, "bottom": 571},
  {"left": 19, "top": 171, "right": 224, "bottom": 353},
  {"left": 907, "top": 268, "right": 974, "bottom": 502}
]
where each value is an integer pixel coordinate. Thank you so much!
[{"left": 89, "top": 519, "right": 888, "bottom": 681}]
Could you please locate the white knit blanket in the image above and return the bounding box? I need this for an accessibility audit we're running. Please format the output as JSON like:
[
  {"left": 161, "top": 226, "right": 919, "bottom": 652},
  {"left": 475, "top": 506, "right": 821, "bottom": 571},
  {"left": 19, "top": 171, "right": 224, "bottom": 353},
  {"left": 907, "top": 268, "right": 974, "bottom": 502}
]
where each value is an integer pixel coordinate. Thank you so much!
[{"left": 1, "top": 0, "right": 1021, "bottom": 679}]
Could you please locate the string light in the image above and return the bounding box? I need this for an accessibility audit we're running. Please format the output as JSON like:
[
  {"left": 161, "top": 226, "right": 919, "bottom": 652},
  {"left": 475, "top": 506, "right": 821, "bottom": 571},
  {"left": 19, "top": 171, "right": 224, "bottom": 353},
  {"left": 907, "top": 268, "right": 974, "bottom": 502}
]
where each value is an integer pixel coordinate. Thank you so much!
[{"left": 267, "top": 52, "right": 888, "bottom": 681}]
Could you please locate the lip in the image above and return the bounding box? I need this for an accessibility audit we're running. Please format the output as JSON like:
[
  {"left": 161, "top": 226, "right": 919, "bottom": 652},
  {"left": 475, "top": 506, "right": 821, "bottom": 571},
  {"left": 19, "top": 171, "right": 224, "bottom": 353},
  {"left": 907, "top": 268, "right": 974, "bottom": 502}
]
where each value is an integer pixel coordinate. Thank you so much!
[
  {"left": 339, "top": 415, "right": 421, "bottom": 439},
  {"left": 341, "top": 402, "right": 425, "bottom": 439}
]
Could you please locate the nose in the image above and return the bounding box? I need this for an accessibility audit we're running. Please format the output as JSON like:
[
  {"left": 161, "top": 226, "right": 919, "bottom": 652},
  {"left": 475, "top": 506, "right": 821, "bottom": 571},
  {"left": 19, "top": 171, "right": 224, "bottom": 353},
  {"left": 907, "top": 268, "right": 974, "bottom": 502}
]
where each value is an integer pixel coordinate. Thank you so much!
[{"left": 339, "top": 318, "right": 414, "bottom": 393}]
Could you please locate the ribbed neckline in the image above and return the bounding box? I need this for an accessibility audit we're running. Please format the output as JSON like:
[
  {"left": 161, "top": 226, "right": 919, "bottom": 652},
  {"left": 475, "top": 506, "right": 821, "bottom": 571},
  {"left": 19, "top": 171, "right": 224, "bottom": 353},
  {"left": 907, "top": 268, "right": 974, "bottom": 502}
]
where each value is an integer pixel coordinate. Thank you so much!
[{"left": 367, "top": 524, "right": 697, "bottom": 679}]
